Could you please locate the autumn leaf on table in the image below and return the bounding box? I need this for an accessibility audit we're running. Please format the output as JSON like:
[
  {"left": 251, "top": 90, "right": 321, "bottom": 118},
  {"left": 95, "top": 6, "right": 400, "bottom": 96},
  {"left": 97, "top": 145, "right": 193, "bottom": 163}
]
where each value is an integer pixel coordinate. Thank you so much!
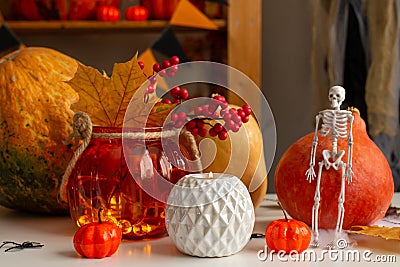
[
  {"left": 347, "top": 225, "right": 400, "bottom": 241},
  {"left": 67, "top": 53, "right": 150, "bottom": 127}
]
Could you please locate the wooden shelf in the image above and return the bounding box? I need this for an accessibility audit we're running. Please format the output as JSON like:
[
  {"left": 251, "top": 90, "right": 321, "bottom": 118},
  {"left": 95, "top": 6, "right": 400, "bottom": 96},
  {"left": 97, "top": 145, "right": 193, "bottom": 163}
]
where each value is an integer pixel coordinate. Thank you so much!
[{"left": 6, "top": 20, "right": 227, "bottom": 34}]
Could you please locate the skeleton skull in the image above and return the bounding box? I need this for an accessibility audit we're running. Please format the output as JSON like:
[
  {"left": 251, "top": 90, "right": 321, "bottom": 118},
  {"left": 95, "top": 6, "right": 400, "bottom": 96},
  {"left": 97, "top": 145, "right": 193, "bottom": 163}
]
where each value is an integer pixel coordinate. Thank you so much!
[{"left": 329, "top": 86, "right": 345, "bottom": 109}]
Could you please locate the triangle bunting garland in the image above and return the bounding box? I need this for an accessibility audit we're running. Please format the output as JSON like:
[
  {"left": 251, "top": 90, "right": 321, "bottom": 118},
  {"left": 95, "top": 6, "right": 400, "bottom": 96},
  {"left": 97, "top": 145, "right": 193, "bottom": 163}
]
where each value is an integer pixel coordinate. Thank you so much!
[
  {"left": 170, "top": 0, "right": 218, "bottom": 30},
  {"left": 151, "top": 26, "right": 188, "bottom": 62},
  {"left": 138, "top": 48, "right": 159, "bottom": 76},
  {"left": 0, "top": 15, "right": 22, "bottom": 56}
]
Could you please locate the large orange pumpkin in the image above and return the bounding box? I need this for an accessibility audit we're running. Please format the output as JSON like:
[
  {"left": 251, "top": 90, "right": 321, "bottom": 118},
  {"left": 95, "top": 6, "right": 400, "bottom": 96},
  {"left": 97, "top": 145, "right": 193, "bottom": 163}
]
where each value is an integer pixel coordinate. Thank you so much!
[
  {"left": 275, "top": 109, "right": 394, "bottom": 229},
  {"left": 194, "top": 107, "right": 268, "bottom": 208},
  {"left": 0, "top": 47, "right": 78, "bottom": 214}
]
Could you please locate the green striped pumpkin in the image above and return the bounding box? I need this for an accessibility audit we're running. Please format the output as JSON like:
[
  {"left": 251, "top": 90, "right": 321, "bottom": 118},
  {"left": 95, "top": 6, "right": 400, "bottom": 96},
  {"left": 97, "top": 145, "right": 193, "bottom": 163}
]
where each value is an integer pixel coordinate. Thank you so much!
[{"left": 0, "top": 46, "right": 78, "bottom": 214}]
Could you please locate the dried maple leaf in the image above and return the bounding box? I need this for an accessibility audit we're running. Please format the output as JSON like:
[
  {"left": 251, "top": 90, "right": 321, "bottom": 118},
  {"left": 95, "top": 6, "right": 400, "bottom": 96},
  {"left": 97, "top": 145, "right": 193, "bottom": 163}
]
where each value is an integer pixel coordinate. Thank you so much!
[
  {"left": 68, "top": 53, "right": 149, "bottom": 127},
  {"left": 146, "top": 103, "right": 177, "bottom": 128},
  {"left": 347, "top": 225, "right": 400, "bottom": 241}
]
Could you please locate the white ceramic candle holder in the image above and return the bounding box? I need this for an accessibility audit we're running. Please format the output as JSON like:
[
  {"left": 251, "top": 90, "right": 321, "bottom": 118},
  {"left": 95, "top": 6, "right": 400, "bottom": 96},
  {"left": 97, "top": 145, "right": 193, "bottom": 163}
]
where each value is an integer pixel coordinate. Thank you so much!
[{"left": 165, "top": 173, "right": 255, "bottom": 257}]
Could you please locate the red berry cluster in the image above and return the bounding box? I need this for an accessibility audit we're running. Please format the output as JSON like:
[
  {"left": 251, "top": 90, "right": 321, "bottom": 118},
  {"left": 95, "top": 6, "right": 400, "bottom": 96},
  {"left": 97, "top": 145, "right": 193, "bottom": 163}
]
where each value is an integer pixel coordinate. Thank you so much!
[
  {"left": 208, "top": 122, "right": 228, "bottom": 140},
  {"left": 139, "top": 55, "right": 252, "bottom": 141},
  {"left": 139, "top": 56, "right": 181, "bottom": 100},
  {"left": 153, "top": 56, "right": 180, "bottom": 77},
  {"left": 171, "top": 111, "right": 187, "bottom": 128},
  {"left": 146, "top": 75, "right": 156, "bottom": 95},
  {"left": 220, "top": 104, "right": 252, "bottom": 133},
  {"left": 237, "top": 104, "right": 252, "bottom": 123},
  {"left": 185, "top": 119, "right": 208, "bottom": 138},
  {"left": 170, "top": 94, "right": 252, "bottom": 141},
  {"left": 162, "top": 86, "right": 189, "bottom": 104}
]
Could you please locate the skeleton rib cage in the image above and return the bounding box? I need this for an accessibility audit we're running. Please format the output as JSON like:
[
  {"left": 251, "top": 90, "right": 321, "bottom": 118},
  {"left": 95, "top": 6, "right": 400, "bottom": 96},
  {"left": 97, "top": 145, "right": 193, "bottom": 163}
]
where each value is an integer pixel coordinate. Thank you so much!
[{"left": 319, "top": 110, "right": 351, "bottom": 139}]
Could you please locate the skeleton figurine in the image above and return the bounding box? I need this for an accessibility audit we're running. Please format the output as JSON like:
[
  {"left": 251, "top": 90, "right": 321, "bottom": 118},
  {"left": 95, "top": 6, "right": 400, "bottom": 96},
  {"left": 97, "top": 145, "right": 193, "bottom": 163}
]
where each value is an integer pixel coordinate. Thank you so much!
[{"left": 305, "top": 85, "right": 354, "bottom": 248}]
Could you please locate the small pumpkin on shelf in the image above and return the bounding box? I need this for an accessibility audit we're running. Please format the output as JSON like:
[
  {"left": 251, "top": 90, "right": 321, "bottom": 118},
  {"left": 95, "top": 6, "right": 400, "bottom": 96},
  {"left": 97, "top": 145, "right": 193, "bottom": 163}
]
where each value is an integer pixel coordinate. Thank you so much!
[
  {"left": 96, "top": 5, "right": 121, "bottom": 21},
  {"left": 124, "top": 6, "right": 149, "bottom": 21},
  {"left": 265, "top": 202, "right": 311, "bottom": 253},
  {"left": 73, "top": 208, "right": 122, "bottom": 259}
]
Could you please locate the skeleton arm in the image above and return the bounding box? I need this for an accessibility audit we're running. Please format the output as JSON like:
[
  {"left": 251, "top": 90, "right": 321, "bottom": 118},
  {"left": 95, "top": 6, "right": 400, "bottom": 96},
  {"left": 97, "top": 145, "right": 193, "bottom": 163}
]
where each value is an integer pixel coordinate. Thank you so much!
[
  {"left": 306, "top": 113, "right": 321, "bottom": 182},
  {"left": 345, "top": 113, "right": 354, "bottom": 183}
]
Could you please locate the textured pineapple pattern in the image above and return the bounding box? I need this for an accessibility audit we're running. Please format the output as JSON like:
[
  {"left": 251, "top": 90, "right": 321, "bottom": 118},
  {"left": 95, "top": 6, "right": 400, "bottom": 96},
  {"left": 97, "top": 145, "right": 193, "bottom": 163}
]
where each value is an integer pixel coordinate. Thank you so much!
[{"left": 165, "top": 175, "right": 255, "bottom": 257}]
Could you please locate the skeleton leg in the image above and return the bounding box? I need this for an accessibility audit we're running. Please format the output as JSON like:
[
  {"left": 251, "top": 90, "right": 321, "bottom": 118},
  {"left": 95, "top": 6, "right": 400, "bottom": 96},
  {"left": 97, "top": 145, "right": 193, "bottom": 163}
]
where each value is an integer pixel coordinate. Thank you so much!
[
  {"left": 324, "top": 163, "right": 347, "bottom": 250},
  {"left": 335, "top": 162, "right": 346, "bottom": 237},
  {"left": 311, "top": 161, "right": 324, "bottom": 247}
]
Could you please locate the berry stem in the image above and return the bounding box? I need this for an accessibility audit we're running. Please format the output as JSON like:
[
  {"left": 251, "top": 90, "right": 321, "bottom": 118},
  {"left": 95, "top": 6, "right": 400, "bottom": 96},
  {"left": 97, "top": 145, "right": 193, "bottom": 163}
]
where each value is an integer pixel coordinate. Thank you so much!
[
  {"left": 203, "top": 121, "right": 214, "bottom": 127},
  {"left": 185, "top": 115, "right": 224, "bottom": 122}
]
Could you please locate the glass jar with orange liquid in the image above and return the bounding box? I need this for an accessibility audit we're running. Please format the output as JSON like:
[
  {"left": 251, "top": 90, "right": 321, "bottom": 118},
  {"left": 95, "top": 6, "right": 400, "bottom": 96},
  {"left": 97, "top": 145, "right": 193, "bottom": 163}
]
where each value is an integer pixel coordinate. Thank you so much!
[{"left": 66, "top": 126, "right": 194, "bottom": 240}]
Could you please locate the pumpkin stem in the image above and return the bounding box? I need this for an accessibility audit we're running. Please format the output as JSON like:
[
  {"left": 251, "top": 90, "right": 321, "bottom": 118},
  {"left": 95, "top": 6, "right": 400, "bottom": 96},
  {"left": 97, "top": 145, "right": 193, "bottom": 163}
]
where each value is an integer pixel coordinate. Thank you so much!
[
  {"left": 98, "top": 208, "right": 103, "bottom": 224},
  {"left": 277, "top": 201, "right": 289, "bottom": 221},
  {"left": 347, "top": 107, "right": 360, "bottom": 115}
]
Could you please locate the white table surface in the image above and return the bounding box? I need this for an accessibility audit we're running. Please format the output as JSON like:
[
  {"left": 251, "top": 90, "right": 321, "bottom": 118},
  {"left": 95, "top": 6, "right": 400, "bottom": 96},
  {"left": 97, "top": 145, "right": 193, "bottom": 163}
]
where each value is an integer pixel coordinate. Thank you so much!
[{"left": 1, "top": 193, "right": 399, "bottom": 266}]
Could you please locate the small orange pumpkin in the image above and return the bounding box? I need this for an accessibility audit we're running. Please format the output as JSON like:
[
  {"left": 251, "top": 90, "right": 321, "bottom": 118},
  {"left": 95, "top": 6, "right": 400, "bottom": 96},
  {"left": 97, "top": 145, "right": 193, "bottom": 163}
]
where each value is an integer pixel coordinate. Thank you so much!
[
  {"left": 265, "top": 202, "right": 311, "bottom": 253},
  {"left": 73, "top": 209, "right": 122, "bottom": 258}
]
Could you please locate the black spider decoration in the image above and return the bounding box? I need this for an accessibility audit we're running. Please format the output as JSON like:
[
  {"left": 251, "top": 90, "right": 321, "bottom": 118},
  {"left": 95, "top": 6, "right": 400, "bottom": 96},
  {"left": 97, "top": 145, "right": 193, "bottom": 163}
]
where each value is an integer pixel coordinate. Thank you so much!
[
  {"left": 250, "top": 233, "right": 265, "bottom": 239},
  {"left": 0, "top": 241, "right": 44, "bottom": 252},
  {"left": 382, "top": 206, "right": 400, "bottom": 225},
  {"left": 385, "top": 206, "right": 400, "bottom": 217}
]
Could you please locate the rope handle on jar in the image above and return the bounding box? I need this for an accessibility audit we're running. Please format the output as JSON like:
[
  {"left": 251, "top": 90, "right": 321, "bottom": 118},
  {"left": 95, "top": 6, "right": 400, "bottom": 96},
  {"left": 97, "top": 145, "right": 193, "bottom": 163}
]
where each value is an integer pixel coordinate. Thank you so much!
[
  {"left": 58, "top": 112, "right": 202, "bottom": 204},
  {"left": 59, "top": 112, "right": 93, "bottom": 203}
]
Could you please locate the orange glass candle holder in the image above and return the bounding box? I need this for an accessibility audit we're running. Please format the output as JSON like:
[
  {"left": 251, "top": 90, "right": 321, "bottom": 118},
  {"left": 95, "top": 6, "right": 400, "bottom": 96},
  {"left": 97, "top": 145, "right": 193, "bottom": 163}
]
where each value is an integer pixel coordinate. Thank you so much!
[{"left": 66, "top": 126, "right": 193, "bottom": 240}]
